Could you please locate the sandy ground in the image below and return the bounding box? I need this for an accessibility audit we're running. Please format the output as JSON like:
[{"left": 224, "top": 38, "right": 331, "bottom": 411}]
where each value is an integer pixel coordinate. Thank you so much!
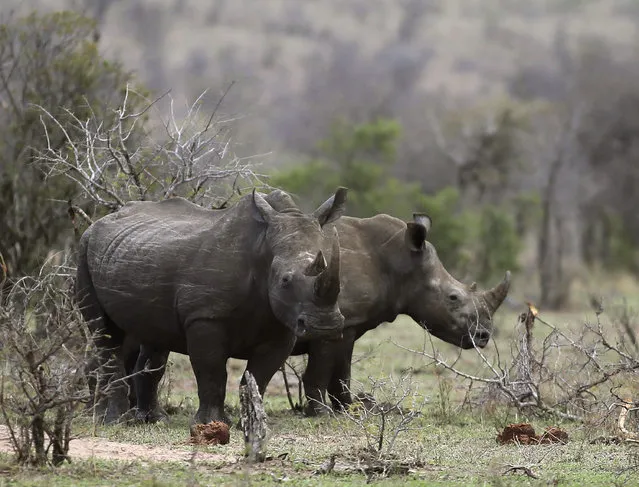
[{"left": 0, "top": 425, "right": 237, "bottom": 464}]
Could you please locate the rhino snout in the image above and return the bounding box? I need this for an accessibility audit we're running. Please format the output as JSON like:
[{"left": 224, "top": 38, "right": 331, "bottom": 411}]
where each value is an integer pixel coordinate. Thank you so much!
[
  {"left": 295, "top": 311, "right": 345, "bottom": 338},
  {"left": 461, "top": 327, "right": 491, "bottom": 349}
]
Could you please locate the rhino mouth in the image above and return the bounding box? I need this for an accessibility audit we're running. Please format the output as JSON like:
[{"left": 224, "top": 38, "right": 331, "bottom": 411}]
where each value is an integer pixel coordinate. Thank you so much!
[
  {"left": 460, "top": 330, "right": 491, "bottom": 349},
  {"left": 419, "top": 320, "right": 491, "bottom": 349},
  {"left": 294, "top": 313, "right": 344, "bottom": 338}
]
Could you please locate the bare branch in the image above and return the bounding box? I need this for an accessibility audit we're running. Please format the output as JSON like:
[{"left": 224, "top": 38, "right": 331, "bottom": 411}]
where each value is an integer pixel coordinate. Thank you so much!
[{"left": 33, "top": 86, "right": 269, "bottom": 214}]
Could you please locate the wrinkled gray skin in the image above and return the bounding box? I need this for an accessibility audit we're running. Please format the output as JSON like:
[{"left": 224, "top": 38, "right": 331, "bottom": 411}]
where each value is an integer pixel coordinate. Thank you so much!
[
  {"left": 291, "top": 211, "right": 511, "bottom": 415},
  {"left": 76, "top": 188, "right": 347, "bottom": 425},
  {"left": 118, "top": 199, "right": 510, "bottom": 421}
]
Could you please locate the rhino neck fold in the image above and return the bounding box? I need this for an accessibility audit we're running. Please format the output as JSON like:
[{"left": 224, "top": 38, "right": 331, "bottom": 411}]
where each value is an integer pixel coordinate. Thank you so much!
[{"left": 333, "top": 215, "right": 413, "bottom": 323}]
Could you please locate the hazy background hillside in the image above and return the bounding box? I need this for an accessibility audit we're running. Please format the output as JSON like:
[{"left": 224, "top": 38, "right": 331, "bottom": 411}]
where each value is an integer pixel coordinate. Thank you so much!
[{"left": 5, "top": 0, "right": 636, "bottom": 158}]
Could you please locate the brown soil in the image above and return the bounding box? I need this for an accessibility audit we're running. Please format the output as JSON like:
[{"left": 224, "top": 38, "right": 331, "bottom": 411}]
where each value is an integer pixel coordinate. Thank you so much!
[
  {"left": 0, "top": 425, "right": 236, "bottom": 464},
  {"left": 190, "top": 422, "right": 230, "bottom": 446},
  {"left": 496, "top": 423, "right": 569, "bottom": 445}
]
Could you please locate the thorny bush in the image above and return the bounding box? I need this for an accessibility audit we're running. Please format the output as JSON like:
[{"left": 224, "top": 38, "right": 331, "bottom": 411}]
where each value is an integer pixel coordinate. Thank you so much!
[
  {"left": 400, "top": 303, "right": 639, "bottom": 437},
  {"left": 0, "top": 252, "right": 105, "bottom": 466}
]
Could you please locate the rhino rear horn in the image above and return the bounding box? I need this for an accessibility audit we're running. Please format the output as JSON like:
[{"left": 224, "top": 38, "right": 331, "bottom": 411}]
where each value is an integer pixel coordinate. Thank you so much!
[
  {"left": 481, "top": 271, "right": 511, "bottom": 314},
  {"left": 314, "top": 229, "right": 341, "bottom": 303},
  {"left": 313, "top": 187, "right": 348, "bottom": 226},
  {"left": 304, "top": 250, "right": 327, "bottom": 277},
  {"left": 251, "top": 189, "right": 277, "bottom": 223}
]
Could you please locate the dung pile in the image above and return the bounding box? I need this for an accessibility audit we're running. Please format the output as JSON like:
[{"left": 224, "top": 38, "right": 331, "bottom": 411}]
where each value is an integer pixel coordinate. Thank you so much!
[
  {"left": 190, "top": 421, "right": 231, "bottom": 446},
  {"left": 497, "top": 423, "right": 568, "bottom": 445}
]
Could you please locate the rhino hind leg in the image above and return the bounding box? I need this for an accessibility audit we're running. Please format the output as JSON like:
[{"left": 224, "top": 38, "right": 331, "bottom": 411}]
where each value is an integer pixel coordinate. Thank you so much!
[
  {"left": 133, "top": 345, "right": 170, "bottom": 423},
  {"left": 76, "top": 245, "right": 131, "bottom": 424},
  {"left": 83, "top": 316, "right": 131, "bottom": 423},
  {"left": 89, "top": 318, "right": 132, "bottom": 424}
]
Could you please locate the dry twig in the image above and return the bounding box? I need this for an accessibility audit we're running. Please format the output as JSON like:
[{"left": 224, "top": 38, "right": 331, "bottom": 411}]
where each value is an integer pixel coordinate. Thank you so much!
[{"left": 398, "top": 303, "right": 639, "bottom": 422}]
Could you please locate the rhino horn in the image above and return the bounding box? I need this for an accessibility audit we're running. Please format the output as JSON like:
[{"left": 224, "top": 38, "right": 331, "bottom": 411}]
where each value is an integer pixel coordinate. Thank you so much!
[
  {"left": 305, "top": 250, "right": 327, "bottom": 277},
  {"left": 481, "top": 271, "right": 511, "bottom": 314},
  {"left": 314, "top": 229, "right": 341, "bottom": 303}
]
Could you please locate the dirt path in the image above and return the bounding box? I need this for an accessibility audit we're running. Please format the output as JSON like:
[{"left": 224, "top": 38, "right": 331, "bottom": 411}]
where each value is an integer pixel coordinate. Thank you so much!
[{"left": 0, "top": 426, "right": 237, "bottom": 464}]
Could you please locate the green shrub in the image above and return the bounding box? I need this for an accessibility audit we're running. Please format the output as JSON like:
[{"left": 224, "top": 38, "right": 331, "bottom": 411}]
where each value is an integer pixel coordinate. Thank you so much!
[
  {"left": 0, "top": 10, "right": 147, "bottom": 278},
  {"left": 475, "top": 205, "right": 522, "bottom": 285}
]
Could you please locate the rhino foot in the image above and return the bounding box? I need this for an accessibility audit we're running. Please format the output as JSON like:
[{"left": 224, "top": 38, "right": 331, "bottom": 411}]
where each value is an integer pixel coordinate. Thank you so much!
[
  {"left": 134, "top": 407, "right": 169, "bottom": 424},
  {"left": 98, "top": 399, "right": 133, "bottom": 425},
  {"left": 303, "top": 401, "right": 333, "bottom": 417}
]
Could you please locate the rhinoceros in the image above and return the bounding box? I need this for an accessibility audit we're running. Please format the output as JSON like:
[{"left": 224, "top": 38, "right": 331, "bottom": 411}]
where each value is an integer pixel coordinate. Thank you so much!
[
  {"left": 76, "top": 188, "right": 347, "bottom": 425},
  {"left": 290, "top": 211, "right": 511, "bottom": 415},
  {"left": 116, "top": 193, "right": 511, "bottom": 420}
]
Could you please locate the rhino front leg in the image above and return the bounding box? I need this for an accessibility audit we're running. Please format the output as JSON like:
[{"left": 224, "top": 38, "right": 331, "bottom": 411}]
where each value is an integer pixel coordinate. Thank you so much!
[
  {"left": 187, "top": 320, "right": 229, "bottom": 425},
  {"left": 326, "top": 329, "right": 356, "bottom": 412},
  {"left": 244, "top": 330, "right": 296, "bottom": 395},
  {"left": 134, "top": 345, "right": 170, "bottom": 423},
  {"left": 302, "top": 341, "right": 335, "bottom": 416}
]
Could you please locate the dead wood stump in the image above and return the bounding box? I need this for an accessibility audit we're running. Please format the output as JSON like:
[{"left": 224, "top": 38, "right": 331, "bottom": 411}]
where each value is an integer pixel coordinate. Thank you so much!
[{"left": 240, "top": 371, "right": 268, "bottom": 462}]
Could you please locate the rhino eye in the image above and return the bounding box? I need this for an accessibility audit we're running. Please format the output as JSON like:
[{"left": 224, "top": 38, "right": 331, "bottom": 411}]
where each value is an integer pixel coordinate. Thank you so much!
[
  {"left": 448, "top": 293, "right": 459, "bottom": 302},
  {"left": 281, "top": 274, "right": 293, "bottom": 288}
]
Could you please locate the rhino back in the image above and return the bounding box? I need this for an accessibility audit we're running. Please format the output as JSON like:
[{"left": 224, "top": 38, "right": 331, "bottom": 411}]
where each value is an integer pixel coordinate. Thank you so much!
[{"left": 83, "top": 197, "right": 266, "bottom": 349}]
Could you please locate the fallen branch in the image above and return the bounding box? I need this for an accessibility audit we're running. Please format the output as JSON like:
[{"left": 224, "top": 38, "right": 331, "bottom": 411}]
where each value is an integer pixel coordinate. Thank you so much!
[
  {"left": 240, "top": 371, "right": 268, "bottom": 463},
  {"left": 503, "top": 465, "right": 539, "bottom": 479},
  {"left": 617, "top": 397, "right": 639, "bottom": 444}
]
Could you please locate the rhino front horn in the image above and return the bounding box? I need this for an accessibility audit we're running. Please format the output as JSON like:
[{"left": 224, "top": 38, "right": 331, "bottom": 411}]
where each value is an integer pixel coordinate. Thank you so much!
[
  {"left": 314, "top": 229, "right": 341, "bottom": 303},
  {"left": 482, "top": 271, "right": 511, "bottom": 314}
]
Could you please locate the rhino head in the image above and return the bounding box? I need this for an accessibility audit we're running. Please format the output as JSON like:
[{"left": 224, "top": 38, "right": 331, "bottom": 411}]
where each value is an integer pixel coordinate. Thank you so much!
[
  {"left": 398, "top": 213, "right": 511, "bottom": 349},
  {"left": 252, "top": 188, "right": 347, "bottom": 338}
]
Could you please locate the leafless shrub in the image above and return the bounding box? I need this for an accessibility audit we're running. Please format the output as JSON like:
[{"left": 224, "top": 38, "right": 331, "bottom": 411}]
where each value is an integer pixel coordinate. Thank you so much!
[
  {"left": 34, "top": 84, "right": 268, "bottom": 217},
  {"left": 400, "top": 305, "right": 639, "bottom": 429},
  {"left": 0, "top": 252, "right": 95, "bottom": 466},
  {"left": 333, "top": 373, "right": 427, "bottom": 460}
]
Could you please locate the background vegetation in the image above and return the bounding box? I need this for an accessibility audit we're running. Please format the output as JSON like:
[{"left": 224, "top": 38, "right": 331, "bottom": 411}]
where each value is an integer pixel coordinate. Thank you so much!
[{"left": 4, "top": 0, "right": 639, "bottom": 307}]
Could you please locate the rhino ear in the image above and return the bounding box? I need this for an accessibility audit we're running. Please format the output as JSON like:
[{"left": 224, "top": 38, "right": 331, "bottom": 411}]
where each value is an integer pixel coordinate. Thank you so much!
[
  {"left": 251, "top": 189, "right": 277, "bottom": 223},
  {"left": 405, "top": 222, "right": 428, "bottom": 252},
  {"left": 313, "top": 187, "right": 348, "bottom": 226},
  {"left": 413, "top": 213, "right": 432, "bottom": 233}
]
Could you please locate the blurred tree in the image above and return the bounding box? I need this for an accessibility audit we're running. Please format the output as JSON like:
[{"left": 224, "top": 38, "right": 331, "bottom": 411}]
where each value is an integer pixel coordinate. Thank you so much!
[
  {"left": 271, "top": 119, "right": 423, "bottom": 216},
  {"left": 271, "top": 118, "right": 521, "bottom": 280},
  {"left": 476, "top": 205, "right": 521, "bottom": 285},
  {"left": 430, "top": 99, "right": 530, "bottom": 206},
  {"left": 0, "top": 11, "right": 143, "bottom": 280}
]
